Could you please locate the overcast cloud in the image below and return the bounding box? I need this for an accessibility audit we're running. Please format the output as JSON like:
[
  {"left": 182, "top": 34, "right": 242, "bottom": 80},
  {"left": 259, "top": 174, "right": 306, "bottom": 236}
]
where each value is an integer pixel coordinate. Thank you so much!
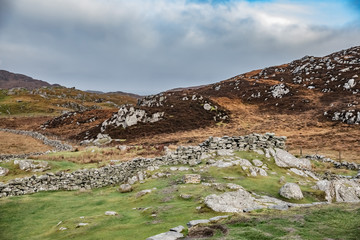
[{"left": 0, "top": 0, "right": 359, "bottom": 94}]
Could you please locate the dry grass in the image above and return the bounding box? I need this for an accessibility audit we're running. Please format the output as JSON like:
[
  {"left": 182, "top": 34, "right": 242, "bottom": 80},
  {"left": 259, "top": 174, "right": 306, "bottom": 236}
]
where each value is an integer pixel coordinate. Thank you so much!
[
  {"left": 32, "top": 145, "right": 166, "bottom": 164},
  {"left": 0, "top": 132, "right": 52, "bottom": 154},
  {"left": 127, "top": 97, "right": 360, "bottom": 163}
]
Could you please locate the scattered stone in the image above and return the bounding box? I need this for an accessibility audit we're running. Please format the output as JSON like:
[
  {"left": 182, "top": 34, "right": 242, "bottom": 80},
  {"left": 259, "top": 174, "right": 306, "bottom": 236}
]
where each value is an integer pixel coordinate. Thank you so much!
[
  {"left": 253, "top": 149, "right": 264, "bottom": 155},
  {"left": 252, "top": 159, "right": 263, "bottom": 167},
  {"left": 279, "top": 176, "right": 286, "bottom": 184},
  {"left": 136, "top": 189, "right": 154, "bottom": 198},
  {"left": 180, "top": 194, "right": 192, "bottom": 199},
  {"left": 59, "top": 227, "right": 67, "bottom": 231},
  {"left": 183, "top": 174, "right": 201, "bottom": 184},
  {"left": 76, "top": 223, "right": 89, "bottom": 228},
  {"left": 0, "top": 167, "right": 9, "bottom": 176},
  {"left": 226, "top": 183, "right": 243, "bottom": 190},
  {"left": 187, "top": 219, "right": 210, "bottom": 228},
  {"left": 279, "top": 183, "right": 304, "bottom": 200},
  {"left": 105, "top": 211, "right": 118, "bottom": 216},
  {"left": 209, "top": 215, "right": 229, "bottom": 222},
  {"left": 119, "top": 184, "right": 133, "bottom": 193}
]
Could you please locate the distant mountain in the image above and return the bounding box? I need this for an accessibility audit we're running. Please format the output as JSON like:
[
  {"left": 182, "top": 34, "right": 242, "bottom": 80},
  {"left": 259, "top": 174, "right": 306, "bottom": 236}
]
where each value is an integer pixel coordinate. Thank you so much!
[
  {"left": 87, "top": 90, "right": 142, "bottom": 99},
  {"left": 0, "top": 70, "right": 60, "bottom": 90}
]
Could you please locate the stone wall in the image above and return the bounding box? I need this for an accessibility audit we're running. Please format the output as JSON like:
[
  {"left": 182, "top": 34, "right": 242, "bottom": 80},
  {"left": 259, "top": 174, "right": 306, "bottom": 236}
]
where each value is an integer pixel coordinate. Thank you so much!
[
  {"left": 0, "top": 128, "right": 73, "bottom": 152},
  {"left": 0, "top": 133, "right": 286, "bottom": 198}
]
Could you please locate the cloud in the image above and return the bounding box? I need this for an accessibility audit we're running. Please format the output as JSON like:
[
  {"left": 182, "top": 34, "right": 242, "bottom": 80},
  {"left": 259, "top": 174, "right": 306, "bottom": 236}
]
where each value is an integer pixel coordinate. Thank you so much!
[{"left": 0, "top": 0, "right": 359, "bottom": 94}]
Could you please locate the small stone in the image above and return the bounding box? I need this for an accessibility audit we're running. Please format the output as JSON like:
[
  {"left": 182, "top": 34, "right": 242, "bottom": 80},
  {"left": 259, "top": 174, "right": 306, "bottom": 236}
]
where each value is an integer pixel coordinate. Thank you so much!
[
  {"left": 183, "top": 174, "right": 201, "bottom": 184},
  {"left": 136, "top": 189, "right": 153, "bottom": 198},
  {"left": 59, "top": 227, "right": 67, "bottom": 231},
  {"left": 105, "top": 211, "right": 118, "bottom": 216},
  {"left": 76, "top": 223, "right": 89, "bottom": 228},
  {"left": 252, "top": 159, "right": 263, "bottom": 167},
  {"left": 180, "top": 194, "right": 192, "bottom": 199},
  {"left": 209, "top": 215, "right": 229, "bottom": 222}
]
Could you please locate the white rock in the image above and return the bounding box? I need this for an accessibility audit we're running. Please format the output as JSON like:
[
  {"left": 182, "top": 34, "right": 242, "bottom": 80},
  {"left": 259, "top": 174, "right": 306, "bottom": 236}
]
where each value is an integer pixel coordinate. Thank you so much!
[
  {"left": 205, "top": 189, "right": 261, "bottom": 213},
  {"left": 279, "top": 183, "right": 304, "bottom": 200},
  {"left": 275, "top": 149, "right": 311, "bottom": 169},
  {"left": 105, "top": 211, "right": 118, "bottom": 216},
  {"left": 252, "top": 159, "right": 263, "bottom": 167}
]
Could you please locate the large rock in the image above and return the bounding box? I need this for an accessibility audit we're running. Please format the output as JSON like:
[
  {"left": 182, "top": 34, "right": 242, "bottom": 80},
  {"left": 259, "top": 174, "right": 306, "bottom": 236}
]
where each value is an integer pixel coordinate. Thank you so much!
[
  {"left": 0, "top": 167, "right": 9, "bottom": 176},
  {"left": 13, "top": 160, "right": 50, "bottom": 172},
  {"left": 315, "top": 179, "right": 360, "bottom": 202},
  {"left": 204, "top": 189, "right": 261, "bottom": 213},
  {"left": 275, "top": 149, "right": 311, "bottom": 169},
  {"left": 279, "top": 183, "right": 304, "bottom": 200}
]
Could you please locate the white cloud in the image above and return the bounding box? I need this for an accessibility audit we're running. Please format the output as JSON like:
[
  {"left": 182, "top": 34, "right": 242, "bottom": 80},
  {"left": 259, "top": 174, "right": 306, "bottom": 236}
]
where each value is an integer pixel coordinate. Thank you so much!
[{"left": 0, "top": 0, "right": 359, "bottom": 93}]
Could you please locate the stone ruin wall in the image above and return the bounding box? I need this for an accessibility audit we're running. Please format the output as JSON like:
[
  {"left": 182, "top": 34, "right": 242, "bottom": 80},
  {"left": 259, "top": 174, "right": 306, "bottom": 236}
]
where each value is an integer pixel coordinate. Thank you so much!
[{"left": 0, "top": 133, "right": 286, "bottom": 198}]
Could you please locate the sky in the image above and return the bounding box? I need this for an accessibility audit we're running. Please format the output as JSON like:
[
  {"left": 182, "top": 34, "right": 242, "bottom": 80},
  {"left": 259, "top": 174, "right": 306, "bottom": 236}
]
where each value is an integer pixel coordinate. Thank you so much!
[{"left": 0, "top": 0, "right": 359, "bottom": 94}]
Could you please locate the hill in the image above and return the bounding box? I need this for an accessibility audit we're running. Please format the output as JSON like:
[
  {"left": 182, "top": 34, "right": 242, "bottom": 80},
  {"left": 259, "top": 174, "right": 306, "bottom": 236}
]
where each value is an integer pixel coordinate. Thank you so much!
[
  {"left": 1, "top": 46, "right": 359, "bottom": 161},
  {"left": 0, "top": 70, "right": 59, "bottom": 90}
]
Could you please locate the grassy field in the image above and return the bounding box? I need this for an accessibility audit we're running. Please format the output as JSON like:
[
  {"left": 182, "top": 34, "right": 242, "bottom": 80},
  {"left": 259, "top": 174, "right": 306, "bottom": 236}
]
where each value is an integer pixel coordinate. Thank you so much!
[{"left": 0, "top": 150, "right": 335, "bottom": 240}]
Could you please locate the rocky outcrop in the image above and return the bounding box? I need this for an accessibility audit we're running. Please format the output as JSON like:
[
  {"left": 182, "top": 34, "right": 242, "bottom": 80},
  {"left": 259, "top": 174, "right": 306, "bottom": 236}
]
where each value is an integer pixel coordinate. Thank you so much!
[
  {"left": 146, "top": 225, "right": 184, "bottom": 240},
  {"left": 279, "top": 183, "right": 304, "bottom": 200},
  {"left": 314, "top": 179, "right": 360, "bottom": 202},
  {"left": 100, "top": 105, "right": 164, "bottom": 132}
]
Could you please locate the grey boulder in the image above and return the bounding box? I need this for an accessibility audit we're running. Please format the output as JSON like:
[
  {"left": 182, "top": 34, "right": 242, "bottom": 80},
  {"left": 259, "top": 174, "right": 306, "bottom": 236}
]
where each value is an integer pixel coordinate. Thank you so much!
[{"left": 279, "top": 183, "right": 304, "bottom": 200}]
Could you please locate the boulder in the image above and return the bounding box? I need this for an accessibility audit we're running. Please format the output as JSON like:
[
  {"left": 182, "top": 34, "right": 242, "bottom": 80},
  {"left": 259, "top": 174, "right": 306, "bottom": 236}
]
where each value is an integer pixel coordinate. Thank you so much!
[
  {"left": 279, "top": 183, "right": 304, "bottom": 200},
  {"left": 13, "top": 160, "right": 50, "bottom": 172},
  {"left": 275, "top": 149, "right": 311, "bottom": 169},
  {"left": 0, "top": 167, "right": 9, "bottom": 176},
  {"left": 204, "top": 189, "right": 261, "bottom": 213},
  {"left": 118, "top": 184, "right": 133, "bottom": 193}
]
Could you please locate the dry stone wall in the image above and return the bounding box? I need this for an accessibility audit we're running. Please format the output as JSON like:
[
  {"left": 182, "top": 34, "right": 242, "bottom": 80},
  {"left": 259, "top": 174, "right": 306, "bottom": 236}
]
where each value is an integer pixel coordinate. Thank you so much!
[{"left": 0, "top": 133, "right": 286, "bottom": 198}]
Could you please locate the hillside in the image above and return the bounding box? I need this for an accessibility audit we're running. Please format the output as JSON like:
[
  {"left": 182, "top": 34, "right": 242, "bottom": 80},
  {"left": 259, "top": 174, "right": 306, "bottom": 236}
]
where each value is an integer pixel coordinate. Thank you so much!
[
  {"left": 0, "top": 70, "right": 57, "bottom": 90},
  {"left": 1, "top": 46, "right": 359, "bottom": 161}
]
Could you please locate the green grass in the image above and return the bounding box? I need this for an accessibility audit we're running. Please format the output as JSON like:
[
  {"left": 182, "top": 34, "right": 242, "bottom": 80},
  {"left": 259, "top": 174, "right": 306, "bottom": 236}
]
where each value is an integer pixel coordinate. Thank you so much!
[
  {"left": 0, "top": 150, "right": 356, "bottom": 239},
  {"left": 223, "top": 204, "right": 360, "bottom": 240},
  {"left": 0, "top": 176, "right": 220, "bottom": 240}
]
